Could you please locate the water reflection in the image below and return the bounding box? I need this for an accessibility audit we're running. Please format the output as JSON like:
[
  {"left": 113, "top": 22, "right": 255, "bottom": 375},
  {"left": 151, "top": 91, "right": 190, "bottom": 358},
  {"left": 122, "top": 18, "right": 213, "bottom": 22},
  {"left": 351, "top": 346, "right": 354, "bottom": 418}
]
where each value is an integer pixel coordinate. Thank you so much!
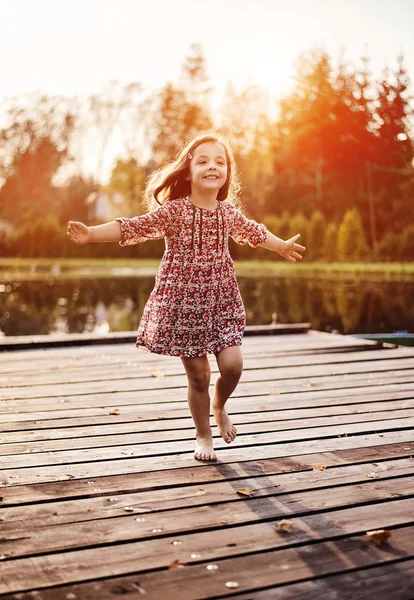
[{"left": 0, "top": 276, "right": 413, "bottom": 336}]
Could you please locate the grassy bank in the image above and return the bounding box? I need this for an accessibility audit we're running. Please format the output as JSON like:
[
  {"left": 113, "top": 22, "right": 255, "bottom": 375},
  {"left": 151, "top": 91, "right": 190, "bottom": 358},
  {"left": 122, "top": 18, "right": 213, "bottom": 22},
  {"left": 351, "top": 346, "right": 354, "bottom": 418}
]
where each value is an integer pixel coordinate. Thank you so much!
[{"left": 1, "top": 258, "right": 413, "bottom": 282}]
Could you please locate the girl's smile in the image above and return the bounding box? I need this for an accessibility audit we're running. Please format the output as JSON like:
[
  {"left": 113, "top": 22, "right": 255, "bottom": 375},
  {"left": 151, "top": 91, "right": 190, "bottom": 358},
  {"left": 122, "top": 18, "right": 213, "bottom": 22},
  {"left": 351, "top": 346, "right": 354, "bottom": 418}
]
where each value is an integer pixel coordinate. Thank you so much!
[{"left": 190, "top": 141, "right": 228, "bottom": 191}]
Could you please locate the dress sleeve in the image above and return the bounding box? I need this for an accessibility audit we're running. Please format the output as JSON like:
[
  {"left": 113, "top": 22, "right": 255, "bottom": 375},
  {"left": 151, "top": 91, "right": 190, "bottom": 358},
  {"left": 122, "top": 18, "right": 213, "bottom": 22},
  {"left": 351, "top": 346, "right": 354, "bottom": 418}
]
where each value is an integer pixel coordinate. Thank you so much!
[
  {"left": 115, "top": 203, "right": 175, "bottom": 246},
  {"left": 228, "top": 206, "right": 268, "bottom": 247}
]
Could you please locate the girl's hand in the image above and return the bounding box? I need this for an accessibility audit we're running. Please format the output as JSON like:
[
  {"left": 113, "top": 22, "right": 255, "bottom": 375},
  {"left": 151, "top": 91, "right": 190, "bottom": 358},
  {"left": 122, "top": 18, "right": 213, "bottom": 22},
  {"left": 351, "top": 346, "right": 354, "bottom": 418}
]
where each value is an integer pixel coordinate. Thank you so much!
[
  {"left": 279, "top": 234, "right": 306, "bottom": 262},
  {"left": 67, "top": 221, "right": 90, "bottom": 245}
]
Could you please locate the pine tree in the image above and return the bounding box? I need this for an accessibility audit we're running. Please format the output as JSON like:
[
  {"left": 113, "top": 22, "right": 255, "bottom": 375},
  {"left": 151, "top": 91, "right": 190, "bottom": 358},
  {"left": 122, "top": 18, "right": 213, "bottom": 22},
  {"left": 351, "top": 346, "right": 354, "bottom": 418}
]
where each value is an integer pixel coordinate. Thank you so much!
[
  {"left": 322, "top": 222, "right": 338, "bottom": 262},
  {"left": 337, "top": 208, "right": 369, "bottom": 261},
  {"left": 308, "top": 210, "right": 326, "bottom": 261},
  {"left": 370, "top": 54, "right": 414, "bottom": 238},
  {"left": 374, "top": 55, "right": 413, "bottom": 169}
]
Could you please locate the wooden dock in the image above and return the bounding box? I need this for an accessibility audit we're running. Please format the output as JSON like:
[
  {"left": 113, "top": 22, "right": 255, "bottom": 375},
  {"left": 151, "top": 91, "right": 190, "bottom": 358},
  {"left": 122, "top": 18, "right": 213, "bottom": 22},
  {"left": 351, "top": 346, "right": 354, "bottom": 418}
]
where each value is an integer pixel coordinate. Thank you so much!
[{"left": 0, "top": 329, "right": 414, "bottom": 598}]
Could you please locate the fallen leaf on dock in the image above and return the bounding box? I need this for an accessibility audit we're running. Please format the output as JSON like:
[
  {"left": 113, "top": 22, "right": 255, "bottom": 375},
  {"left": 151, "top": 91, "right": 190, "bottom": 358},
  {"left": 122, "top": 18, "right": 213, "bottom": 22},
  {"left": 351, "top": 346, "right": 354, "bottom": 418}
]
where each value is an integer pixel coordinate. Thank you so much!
[
  {"left": 366, "top": 472, "right": 380, "bottom": 479},
  {"left": 366, "top": 529, "right": 392, "bottom": 545},
  {"left": 168, "top": 559, "right": 187, "bottom": 569},
  {"left": 109, "top": 409, "right": 120, "bottom": 415},
  {"left": 313, "top": 464, "right": 327, "bottom": 471},
  {"left": 152, "top": 368, "right": 165, "bottom": 378},
  {"left": 236, "top": 488, "right": 255, "bottom": 497},
  {"left": 275, "top": 519, "right": 294, "bottom": 532}
]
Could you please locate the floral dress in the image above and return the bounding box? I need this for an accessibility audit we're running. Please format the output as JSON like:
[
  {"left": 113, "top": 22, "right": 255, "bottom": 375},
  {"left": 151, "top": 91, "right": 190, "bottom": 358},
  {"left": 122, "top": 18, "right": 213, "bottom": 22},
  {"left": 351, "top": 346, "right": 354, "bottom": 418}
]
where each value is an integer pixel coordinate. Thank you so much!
[{"left": 115, "top": 197, "right": 267, "bottom": 358}]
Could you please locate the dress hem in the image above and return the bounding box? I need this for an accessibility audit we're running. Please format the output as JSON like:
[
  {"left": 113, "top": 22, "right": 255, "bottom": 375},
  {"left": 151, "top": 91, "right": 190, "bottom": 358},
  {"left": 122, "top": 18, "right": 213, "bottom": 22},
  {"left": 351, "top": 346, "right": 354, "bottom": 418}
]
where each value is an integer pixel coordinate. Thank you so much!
[{"left": 135, "top": 338, "right": 243, "bottom": 358}]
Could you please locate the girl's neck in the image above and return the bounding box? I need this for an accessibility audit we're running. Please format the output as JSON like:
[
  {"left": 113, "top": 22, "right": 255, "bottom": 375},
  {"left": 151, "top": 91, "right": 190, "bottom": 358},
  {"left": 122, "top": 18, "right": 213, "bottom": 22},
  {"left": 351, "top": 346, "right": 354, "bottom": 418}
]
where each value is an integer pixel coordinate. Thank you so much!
[{"left": 188, "top": 191, "right": 218, "bottom": 210}]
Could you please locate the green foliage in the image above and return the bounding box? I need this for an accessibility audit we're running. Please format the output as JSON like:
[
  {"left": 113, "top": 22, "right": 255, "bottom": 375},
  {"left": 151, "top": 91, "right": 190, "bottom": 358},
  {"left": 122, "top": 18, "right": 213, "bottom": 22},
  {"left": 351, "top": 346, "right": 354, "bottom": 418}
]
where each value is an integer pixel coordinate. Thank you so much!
[
  {"left": 262, "top": 215, "right": 282, "bottom": 236},
  {"left": 337, "top": 208, "right": 369, "bottom": 261},
  {"left": 400, "top": 224, "right": 414, "bottom": 260},
  {"left": 375, "top": 231, "right": 401, "bottom": 262},
  {"left": 307, "top": 210, "right": 326, "bottom": 261},
  {"left": 149, "top": 46, "right": 212, "bottom": 164},
  {"left": 288, "top": 213, "right": 309, "bottom": 248},
  {"left": 323, "top": 222, "right": 338, "bottom": 262},
  {"left": 0, "top": 96, "right": 75, "bottom": 226},
  {"left": 106, "top": 158, "right": 148, "bottom": 216},
  {"left": 1, "top": 46, "right": 413, "bottom": 262}
]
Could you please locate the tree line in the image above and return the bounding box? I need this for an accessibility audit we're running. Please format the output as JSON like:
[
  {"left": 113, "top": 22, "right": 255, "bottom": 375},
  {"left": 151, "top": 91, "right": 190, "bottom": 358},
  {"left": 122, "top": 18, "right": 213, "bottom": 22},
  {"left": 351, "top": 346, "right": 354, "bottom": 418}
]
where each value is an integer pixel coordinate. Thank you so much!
[{"left": 0, "top": 44, "right": 413, "bottom": 260}]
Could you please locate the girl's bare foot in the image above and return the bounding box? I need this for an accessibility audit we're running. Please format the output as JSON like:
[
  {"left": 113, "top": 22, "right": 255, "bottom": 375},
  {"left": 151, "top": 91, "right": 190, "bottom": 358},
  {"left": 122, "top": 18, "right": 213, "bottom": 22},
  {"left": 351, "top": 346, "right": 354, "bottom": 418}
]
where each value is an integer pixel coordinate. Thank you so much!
[
  {"left": 194, "top": 434, "right": 217, "bottom": 461},
  {"left": 212, "top": 406, "right": 237, "bottom": 444}
]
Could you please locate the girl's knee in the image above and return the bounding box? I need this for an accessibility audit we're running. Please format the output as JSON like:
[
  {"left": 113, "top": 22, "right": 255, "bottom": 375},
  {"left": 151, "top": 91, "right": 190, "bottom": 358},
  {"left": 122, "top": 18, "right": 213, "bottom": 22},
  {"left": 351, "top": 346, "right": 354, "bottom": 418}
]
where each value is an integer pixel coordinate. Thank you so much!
[
  {"left": 182, "top": 356, "right": 211, "bottom": 392},
  {"left": 189, "top": 369, "right": 211, "bottom": 392},
  {"left": 221, "top": 361, "right": 243, "bottom": 382}
]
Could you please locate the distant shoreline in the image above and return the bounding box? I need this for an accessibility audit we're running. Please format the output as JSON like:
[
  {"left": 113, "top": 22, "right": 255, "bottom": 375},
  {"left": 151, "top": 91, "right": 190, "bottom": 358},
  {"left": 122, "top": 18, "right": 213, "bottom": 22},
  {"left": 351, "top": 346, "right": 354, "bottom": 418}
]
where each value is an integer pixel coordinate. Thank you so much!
[{"left": 1, "top": 258, "right": 413, "bottom": 282}]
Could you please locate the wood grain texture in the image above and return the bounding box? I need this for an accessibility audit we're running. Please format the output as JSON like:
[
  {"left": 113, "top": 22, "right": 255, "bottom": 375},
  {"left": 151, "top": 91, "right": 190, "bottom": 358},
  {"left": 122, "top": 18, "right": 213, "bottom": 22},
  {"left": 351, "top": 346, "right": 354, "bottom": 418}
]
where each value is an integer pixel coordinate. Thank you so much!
[{"left": 0, "top": 330, "right": 413, "bottom": 598}]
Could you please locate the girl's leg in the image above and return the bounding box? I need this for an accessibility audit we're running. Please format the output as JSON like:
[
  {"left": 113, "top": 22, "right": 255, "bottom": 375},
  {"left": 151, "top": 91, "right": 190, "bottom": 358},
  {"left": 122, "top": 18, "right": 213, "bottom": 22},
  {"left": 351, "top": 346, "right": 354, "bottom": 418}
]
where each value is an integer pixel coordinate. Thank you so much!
[
  {"left": 212, "top": 346, "right": 242, "bottom": 443},
  {"left": 181, "top": 355, "right": 216, "bottom": 461}
]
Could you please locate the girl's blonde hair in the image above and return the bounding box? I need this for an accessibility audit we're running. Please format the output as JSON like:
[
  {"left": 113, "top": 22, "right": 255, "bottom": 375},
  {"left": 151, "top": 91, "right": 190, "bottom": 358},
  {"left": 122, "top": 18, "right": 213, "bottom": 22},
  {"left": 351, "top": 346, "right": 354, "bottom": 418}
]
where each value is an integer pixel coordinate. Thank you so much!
[{"left": 144, "top": 134, "right": 241, "bottom": 211}]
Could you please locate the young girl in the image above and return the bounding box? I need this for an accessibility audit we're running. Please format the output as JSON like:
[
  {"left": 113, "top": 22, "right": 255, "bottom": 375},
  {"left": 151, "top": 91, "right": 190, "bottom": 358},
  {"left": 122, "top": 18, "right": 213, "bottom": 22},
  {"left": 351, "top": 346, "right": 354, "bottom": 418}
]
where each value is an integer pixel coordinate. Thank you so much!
[{"left": 67, "top": 134, "right": 306, "bottom": 462}]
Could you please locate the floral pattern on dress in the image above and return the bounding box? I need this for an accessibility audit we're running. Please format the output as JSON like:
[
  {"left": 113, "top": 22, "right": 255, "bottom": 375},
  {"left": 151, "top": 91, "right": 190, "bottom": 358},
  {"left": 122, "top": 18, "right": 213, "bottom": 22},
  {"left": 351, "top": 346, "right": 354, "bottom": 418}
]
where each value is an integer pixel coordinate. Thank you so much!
[{"left": 115, "top": 197, "right": 267, "bottom": 357}]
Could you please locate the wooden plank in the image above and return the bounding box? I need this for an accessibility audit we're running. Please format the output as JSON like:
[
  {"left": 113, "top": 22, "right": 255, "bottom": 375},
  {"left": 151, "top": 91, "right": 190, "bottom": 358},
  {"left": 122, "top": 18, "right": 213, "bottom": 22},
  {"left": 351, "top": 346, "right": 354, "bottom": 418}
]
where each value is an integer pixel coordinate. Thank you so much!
[
  {"left": 1, "top": 430, "right": 413, "bottom": 486},
  {"left": 2, "top": 408, "right": 414, "bottom": 457},
  {"left": 0, "top": 442, "right": 408, "bottom": 506},
  {"left": 3, "top": 417, "right": 414, "bottom": 470},
  {"left": 3, "top": 477, "right": 414, "bottom": 557},
  {"left": 3, "top": 357, "right": 414, "bottom": 400},
  {"left": 3, "top": 348, "right": 413, "bottom": 388},
  {"left": 2, "top": 386, "right": 413, "bottom": 429},
  {"left": 2, "top": 457, "right": 412, "bottom": 529},
  {"left": 1, "top": 399, "right": 413, "bottom": 446},
  {"left": 0, "top": 331, "right": 412, "bottom": 597},
  {"left": 8, "top": 557, "right": 413, "bottom": 600},
  {"left": 232, "top": 560, "right": 414, "bottom": 600},
  {"left": 0, "top": 323, "right": 312, "bottom": 351},
  {"left": 0, "top": 507, "right": 412, "bottom": 594},
  {"left": 2, "top": 370, "right": 414, "bottom": 417},
  {"left": 3, "top": 382, "right": 414, "bottom": 425},
  {"left": 0, "top": 338, "right": 388, "bottom": 376},
  {"left": 0, "top": 331, "right": 376, "bottom": 363}
]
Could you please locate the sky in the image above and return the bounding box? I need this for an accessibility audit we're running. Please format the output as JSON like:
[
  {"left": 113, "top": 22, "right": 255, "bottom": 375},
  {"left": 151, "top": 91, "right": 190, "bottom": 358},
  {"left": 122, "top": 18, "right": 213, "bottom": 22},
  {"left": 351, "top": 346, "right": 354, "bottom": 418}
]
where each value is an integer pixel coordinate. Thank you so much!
[{"left": 1, "top": 0, "right": 413, "bottom": 180}]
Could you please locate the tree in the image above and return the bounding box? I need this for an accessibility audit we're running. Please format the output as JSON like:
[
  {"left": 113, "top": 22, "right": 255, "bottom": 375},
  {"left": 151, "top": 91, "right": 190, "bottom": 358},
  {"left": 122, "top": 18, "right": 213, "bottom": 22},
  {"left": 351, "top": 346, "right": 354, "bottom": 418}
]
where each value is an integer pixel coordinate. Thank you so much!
[
  {"left": 337, "top": 208, "right": 369, "bottom": 261},
  {"left": 369, "top": 55, "right": 414, "bottom": 237},
  {"left": 87, "top": 80, "right": 144, "bottom": 183},
  {"left": 58, "top": 174, "right": 96, "bottom": 226},
  {"left": 289, "top": 213, "right": 309, "bottom": 249},
  {"left": 375, "top": 231, "right": 401, "bottom": 261},
  {"left": 148, "top": 46, "right": 213, "bottom": 164},
  {"left": 400, "top": 224, "right": 414, "bottom": 260},
  {"left": 106, "top": 157, "right": 148, "bottom": 216},
  {"left": 373, "top": 55, "right": 413, "bottom": 170},
  {"left": 0, "top": 93, "right": 75, "bottom": 225},
  {"left": 266, "top": 49, "right": 344, "bottom": 219},
  {"left": 307, "top": 210, "right": 326, "bottom": 261},
  {"left": 323, "top": 222, "right": 338, "bottom": 262}
]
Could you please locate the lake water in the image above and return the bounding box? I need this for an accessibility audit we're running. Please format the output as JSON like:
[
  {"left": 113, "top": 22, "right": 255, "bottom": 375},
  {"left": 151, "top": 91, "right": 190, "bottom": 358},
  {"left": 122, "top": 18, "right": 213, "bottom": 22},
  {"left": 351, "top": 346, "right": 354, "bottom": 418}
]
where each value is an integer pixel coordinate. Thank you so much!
[{"left": 0, "top": 275, "right": 413, "bottom": 337}]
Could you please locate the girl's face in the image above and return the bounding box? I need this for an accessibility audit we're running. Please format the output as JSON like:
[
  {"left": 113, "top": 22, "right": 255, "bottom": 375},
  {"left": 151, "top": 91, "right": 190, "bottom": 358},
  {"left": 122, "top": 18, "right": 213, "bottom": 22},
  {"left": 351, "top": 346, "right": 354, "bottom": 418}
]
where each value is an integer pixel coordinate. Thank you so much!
[{"left": 189, "top": 142, "right": 228, "bottom": 194}]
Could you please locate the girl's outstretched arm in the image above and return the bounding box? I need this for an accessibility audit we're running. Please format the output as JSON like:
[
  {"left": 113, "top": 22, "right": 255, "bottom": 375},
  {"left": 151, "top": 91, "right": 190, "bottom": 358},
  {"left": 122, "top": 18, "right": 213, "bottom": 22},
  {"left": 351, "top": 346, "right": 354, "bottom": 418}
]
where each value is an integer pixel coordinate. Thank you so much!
[
  {"left": 260, "top": 232, "right": 306, "bottom": 262},
  {"left": 67, "top": 221, "right": 122, "bottom": 245}
]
